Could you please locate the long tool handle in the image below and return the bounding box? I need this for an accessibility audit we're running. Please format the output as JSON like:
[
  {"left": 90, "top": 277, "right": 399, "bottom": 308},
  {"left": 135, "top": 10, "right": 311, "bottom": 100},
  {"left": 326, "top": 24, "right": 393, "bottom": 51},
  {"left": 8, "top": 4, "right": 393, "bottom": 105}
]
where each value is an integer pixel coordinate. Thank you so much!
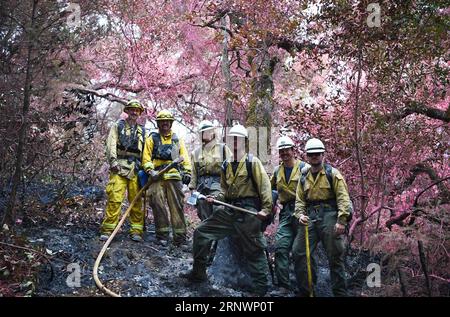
[
  {"left": 212, "top": 199, "right": 258, "bottom": 216},
  {"left": 305, "top": 223, "right": 313, "bottom": 297},
  {"left": 93, "top": 158, "right": 183, "bottom": 297}
]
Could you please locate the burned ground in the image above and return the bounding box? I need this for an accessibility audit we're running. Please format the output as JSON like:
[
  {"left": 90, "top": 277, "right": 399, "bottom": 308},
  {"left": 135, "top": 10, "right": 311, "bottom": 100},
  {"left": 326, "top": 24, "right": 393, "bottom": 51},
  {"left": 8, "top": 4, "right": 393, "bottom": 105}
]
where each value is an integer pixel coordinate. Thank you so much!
[{"left": 1, "top": 183, "right": 373, "bottom": 297}]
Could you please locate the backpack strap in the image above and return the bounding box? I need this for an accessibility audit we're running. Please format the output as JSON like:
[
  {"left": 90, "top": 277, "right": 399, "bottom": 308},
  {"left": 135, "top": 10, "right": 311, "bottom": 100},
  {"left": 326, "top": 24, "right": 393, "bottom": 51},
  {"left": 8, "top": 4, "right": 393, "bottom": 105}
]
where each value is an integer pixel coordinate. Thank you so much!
[
  {"left": 300, "top": 163, "right": 335, "bottom": 197},
  {"left": 171, "top": 133, "right": 179, "bottom": 144},
  {"left": 151, "top": 132, "right": 160, "bottom": 159},
  {"left": 117, "top": 119, "right": 126, "bottom": 137},
  {"left": 221, "top": 143, "right": 226, "bottom": 162},
  {"left": 298, "top": 161, "right": 306, "bottom": 172},
  {"left": 300, "top": 164, "right": 310, "bottom": 188},
  {"left": 324, "top": 163, "right": 334, "bottom": 194},
  {"left": 272, "top": 165, "right": 280, "bottom": 190},
  {"left": 273, "top": 165, "right": 280, "bottom": 180},
  {"left": 246, "top": 154, "right": 259, "bottom": 193}
]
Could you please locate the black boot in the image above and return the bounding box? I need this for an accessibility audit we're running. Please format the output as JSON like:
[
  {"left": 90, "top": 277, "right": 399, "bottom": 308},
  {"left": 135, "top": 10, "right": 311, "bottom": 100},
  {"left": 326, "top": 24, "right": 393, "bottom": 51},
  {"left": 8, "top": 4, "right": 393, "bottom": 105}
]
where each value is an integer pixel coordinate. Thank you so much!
[{"left": 180, "top": 263, "right": 207, "bottom": 282}]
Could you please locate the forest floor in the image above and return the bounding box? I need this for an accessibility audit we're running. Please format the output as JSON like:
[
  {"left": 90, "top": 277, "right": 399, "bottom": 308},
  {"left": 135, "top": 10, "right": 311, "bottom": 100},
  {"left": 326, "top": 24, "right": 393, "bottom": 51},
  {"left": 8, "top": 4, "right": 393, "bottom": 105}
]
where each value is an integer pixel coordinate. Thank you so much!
[{"left": 0, "top": 182, "right": 375, "bottom": 297}]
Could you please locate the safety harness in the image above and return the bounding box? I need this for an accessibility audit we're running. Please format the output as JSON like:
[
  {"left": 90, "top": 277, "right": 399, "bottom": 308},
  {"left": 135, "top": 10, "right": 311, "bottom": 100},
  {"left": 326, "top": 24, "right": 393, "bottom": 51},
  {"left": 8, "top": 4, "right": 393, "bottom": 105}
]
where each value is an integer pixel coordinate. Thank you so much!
[
  {"left": 151, "top": 132, "right": 179, "bottom": 161},
  {"left": 194, "top": 143, "right": 226, "bottom": 192},
  {"left": 116, "top": 119, "right": 145, "bottom": 171}
]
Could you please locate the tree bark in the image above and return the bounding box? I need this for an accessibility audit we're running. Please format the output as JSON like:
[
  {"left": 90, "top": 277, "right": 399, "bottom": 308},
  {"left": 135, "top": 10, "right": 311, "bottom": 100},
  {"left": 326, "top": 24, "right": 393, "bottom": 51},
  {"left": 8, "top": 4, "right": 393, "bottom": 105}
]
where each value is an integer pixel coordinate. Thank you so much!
[
  {"left": 3, "top": 0, "right": 38, "bottom": 227},
  {"left": 353, "top": 44, "right": 368, "bottom": 243},
  {"left": 245, "top": 44, "right": 276, "bottom": 167},
  {"left": 220, "top": 14, "right": 234, "bottom": 128},
  {"left": 417, "top": 240, "right": 432, "bottom": 296}
]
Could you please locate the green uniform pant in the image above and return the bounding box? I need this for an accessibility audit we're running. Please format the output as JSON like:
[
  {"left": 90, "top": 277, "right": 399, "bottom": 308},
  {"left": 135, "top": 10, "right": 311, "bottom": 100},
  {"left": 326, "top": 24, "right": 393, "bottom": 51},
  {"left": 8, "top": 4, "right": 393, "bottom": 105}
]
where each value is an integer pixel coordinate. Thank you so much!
[
  {"left": 147, "top": 179, "right": 186, "bottom": 242},
  {"left": 193, "top": 204, "right": 268, "bottom": 295},
  {"left": 274, "top": 202, "right": 296, "bottom": 289},
  {"left": 292, "top": 207, "right": 347, "bottom": 296},
  {"left": 101, "top": 173, "right": 144, "bottom": 235}
]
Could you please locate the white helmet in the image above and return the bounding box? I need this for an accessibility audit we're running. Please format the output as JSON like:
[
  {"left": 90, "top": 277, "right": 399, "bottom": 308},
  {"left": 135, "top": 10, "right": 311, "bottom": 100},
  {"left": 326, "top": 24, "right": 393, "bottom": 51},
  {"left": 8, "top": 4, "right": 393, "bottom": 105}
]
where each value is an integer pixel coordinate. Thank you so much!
[
  {"left": 276, "top": 136, "right": 295, "bottom": 150},
  {"left": 227, "top": 124, "right": 248, "bottom": 138},
  {"left": 197, "top": 120, "right": 215, "bottom": 133},
  {"left": 305, "top": 138, "right": 325, "bottom": 153}
]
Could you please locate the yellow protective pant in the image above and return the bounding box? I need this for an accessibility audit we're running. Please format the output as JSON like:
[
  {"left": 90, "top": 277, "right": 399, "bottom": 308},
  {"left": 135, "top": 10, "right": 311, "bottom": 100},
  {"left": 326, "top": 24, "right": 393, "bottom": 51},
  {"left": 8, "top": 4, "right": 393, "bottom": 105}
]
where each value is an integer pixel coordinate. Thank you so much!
[
  {"left": 101, "top": 173, "right": 144, "bottom": 235},
  {"left": 147, "top": 179, "right": 186, "bottom": 243}
]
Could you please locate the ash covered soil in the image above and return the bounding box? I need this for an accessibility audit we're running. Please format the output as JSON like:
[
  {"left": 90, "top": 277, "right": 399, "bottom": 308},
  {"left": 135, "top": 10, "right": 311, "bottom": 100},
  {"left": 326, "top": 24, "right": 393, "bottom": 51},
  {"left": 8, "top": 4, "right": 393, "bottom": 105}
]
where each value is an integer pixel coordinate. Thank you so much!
[
  {"left": 4, "top": 184, "right": 371, "bottom": 297},
  {"left": 22, "top": 222, "right": 369, "bottom": 297}
]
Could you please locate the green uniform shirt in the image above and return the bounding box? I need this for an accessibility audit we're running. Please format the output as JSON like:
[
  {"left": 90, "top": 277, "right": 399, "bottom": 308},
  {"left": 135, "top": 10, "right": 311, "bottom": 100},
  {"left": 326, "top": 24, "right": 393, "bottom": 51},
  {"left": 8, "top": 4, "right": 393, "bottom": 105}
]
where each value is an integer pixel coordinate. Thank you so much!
[
  {"left": 189, "top": 140, "right": 232, "bottom": 190},
  {"left": 270, "top": 160, "right": 308, "bottom": 204},
  {"left": 294, "top": 165, "right": 352, "bottom": 225},
  {"left": 216, "top": 153, "right": 273, "bottom": 217}
]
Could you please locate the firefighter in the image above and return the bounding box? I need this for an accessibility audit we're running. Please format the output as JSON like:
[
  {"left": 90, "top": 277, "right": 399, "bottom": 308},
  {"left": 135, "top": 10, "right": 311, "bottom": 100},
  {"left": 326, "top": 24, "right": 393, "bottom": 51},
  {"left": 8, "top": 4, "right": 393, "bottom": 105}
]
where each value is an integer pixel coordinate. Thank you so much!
[
  {"left": 100, "top": 99, "right": 147, "bottom": 242},
  {"left": 182, "top": 124, "right": 273, "bottom": 296},
  {"left": 189, "top": 120, "right": 232, "bottom": 221},
  {"left": 142, "top": 109, "right": 192, "bottom": 246},
  {"left": 271, "top": 136, "right": 309, "bottom": 294},
  {"left": 189, "top": 120, "right": 232, "bottom": 265},
  {"left": 292, "top": 138, "right": 352, "bottom": 296}
]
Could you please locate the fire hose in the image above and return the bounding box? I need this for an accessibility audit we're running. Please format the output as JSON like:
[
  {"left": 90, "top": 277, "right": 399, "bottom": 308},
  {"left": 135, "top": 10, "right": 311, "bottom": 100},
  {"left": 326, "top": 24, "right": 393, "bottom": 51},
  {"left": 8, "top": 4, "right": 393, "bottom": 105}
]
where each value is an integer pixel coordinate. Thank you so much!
[{"left": 93, "top": 157, "right": 183, "bottom": 297}]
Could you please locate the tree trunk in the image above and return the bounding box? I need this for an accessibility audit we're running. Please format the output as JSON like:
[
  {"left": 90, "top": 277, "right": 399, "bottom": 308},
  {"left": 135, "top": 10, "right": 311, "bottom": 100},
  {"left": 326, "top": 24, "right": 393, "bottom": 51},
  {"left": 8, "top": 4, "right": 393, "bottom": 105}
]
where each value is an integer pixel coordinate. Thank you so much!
[
  {"left": 2, "top": 0, "right": 38, "bottom": 228},
  {"left": 220, "top": 14, "right": 234, "bottom": 128},
  {"left": 245, "top": 45, "right": 277, "bottom": 168},
  {"left": 417, "top": 240, "right": 432, "bottom": 296},
  {"left": 353, "top": 44, "right": 368, "bottom": 243}
]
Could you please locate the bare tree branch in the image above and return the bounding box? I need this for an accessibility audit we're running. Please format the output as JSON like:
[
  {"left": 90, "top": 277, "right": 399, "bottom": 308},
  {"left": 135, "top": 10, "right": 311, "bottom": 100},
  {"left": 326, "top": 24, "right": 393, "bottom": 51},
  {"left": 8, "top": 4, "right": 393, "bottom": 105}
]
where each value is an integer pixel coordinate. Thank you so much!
[
  {"left": 66, "top": 85, "right": 127, "bottom": 105},
  {"left": 393, "top": 101, "right": 450, "bottom": 122}
]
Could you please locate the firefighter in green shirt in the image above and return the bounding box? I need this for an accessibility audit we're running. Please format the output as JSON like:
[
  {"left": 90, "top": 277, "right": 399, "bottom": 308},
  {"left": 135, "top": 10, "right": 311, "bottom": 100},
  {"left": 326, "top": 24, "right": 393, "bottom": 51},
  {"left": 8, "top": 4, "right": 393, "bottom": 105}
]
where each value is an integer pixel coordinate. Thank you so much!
[
  {"left": 292, "top": 138, "right": 352, "bottom": 296},
  {"left": 271, "top": 136, "right": 309, "bottom": 294},
  {"left": 182, "top": 124, "right": 273, "bottom": 296},
  {"left": 189, "top": 120, "right": 232, "bottom": 221}
]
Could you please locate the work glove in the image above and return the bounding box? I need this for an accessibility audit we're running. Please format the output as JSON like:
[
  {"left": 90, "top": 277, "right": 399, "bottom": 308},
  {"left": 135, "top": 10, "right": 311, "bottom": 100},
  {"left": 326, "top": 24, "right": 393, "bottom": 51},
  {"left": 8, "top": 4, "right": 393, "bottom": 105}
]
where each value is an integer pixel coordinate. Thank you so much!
[
  {"left": 148, "top": 169, "right": 159, "bottom": 180},
  {"left": 182, "top": 173, "right": 191, "bottom": 185}
]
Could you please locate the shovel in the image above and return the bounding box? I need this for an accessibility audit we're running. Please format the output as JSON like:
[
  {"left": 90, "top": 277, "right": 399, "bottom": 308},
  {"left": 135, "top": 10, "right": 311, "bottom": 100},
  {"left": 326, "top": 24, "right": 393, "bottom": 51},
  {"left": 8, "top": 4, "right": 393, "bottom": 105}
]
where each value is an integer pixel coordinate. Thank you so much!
[{"left": 187, "top": 191, "right": 258, "bottom": 216}]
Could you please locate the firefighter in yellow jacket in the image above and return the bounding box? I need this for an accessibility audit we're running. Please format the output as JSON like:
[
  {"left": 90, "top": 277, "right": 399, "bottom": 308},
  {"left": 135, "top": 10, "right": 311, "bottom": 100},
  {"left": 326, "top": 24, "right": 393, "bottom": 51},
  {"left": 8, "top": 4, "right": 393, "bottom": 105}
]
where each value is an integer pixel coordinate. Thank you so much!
[
  {"left": 182, "top": 124, "right": 273, "bottom": 296},
  {"left": 100, "top": 100, "right": 147, "bottom": 242},
  {"left": 270, "top": 136, "right": 309, "bottom": 294},
  {"left": 292, "top": 138, "right": 352, "bottom": 296},
  {"left": 142, "top": 110, "right": 192, "bottom": 246}
]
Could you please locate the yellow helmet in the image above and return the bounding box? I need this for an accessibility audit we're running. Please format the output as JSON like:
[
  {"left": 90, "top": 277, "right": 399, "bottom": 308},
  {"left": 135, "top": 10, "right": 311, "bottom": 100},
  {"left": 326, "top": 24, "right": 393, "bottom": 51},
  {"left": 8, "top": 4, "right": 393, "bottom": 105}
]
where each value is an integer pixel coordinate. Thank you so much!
[
  {"left": 124, "top": 99, "right": 144, "bottom": 112},
  {"left": 156, "top": 109, "right": 175, "bottom": 121}
]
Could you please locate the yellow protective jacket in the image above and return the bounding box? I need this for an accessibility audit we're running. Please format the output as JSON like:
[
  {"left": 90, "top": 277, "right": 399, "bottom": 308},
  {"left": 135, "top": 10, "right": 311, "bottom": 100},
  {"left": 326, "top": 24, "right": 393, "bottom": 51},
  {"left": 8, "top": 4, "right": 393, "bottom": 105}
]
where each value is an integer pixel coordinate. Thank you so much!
[
  {"left": 105, "top": 120, "right": 146, "bottom": 179},
  {"left": 270, "top": 160, "right": 309, "bottom": 204},
  {"left": 216, "top": 153, "right": 273, "bottom": 217},
  {"left": 189, "top": 140, "right": 232, "bottom": 190},
  {"left": 293, "top": 164, "right": 352, "bottom": 225},
  {"left": 142, "top": 131, "right": 191, "bottom": 180}
]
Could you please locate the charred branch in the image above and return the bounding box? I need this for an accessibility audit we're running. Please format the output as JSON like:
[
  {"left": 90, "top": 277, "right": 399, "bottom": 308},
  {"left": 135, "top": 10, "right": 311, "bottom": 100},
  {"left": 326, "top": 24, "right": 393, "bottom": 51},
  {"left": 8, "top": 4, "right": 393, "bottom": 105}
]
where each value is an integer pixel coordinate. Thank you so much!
[{"left": 393, "top": 101, "right": 450, "bottom": 123}]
